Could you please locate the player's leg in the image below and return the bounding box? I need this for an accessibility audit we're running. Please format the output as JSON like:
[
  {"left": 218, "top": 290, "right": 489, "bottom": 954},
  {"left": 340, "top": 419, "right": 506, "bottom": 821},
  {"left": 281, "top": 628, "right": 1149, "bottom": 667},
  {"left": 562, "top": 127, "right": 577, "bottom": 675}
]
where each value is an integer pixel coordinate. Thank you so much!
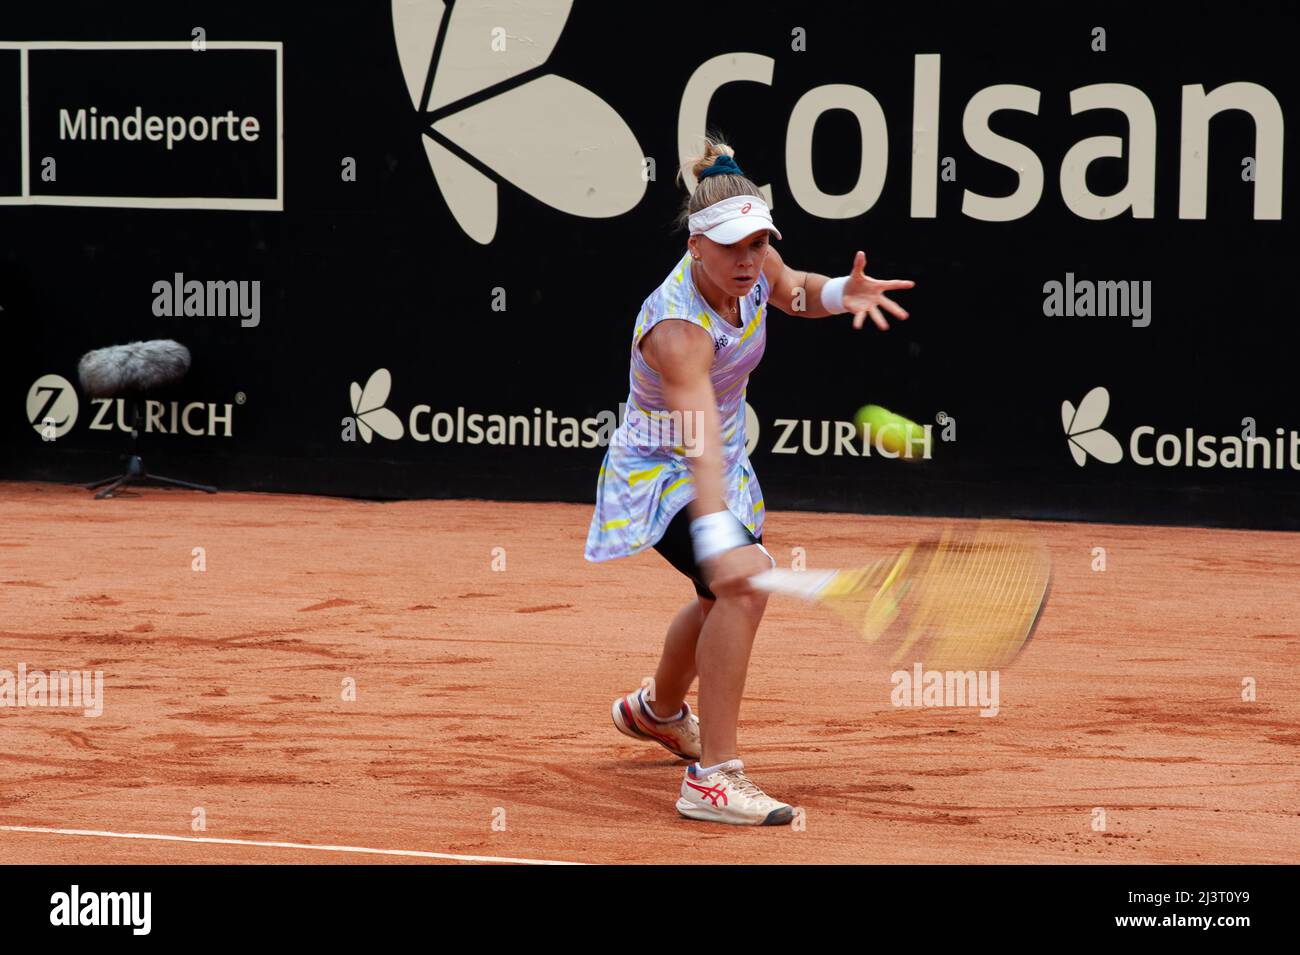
[
  {"left": 695, "top": 588, "right": 768, "bottom": 766},
  {"left": 646, "top": 595, "right": 713, "bottom": 718},
  {"left": 611, "top": 503, "right": 714, "bottom": 760},
  {"left": 655, "top": 521, "right": 791, "bottom": 824},
  {"left": 678, "top": 583, "right": 792, "bottom": 825}
]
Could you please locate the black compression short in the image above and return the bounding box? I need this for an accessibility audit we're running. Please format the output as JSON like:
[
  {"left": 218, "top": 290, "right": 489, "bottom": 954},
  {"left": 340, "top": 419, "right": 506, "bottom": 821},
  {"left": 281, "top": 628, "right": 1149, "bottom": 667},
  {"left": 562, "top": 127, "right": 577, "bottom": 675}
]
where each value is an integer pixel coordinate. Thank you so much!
[{"left": 651, "top": 505, "right": 766, "bottom": 601}]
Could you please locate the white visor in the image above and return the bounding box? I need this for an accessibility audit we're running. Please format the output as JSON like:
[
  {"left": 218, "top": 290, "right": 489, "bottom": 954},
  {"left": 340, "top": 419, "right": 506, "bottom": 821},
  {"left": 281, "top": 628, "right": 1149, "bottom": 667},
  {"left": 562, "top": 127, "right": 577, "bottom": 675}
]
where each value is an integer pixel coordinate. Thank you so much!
[{"left": 687, "top": 194, "right": 782, "bottom": 245}]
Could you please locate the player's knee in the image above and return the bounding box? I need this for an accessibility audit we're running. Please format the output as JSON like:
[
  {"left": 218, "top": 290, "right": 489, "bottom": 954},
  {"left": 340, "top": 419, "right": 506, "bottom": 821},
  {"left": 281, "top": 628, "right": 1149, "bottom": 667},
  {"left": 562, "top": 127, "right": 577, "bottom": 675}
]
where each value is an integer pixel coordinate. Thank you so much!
[{"left": 724, "top": 589, "right": 768, "bottom": 620}]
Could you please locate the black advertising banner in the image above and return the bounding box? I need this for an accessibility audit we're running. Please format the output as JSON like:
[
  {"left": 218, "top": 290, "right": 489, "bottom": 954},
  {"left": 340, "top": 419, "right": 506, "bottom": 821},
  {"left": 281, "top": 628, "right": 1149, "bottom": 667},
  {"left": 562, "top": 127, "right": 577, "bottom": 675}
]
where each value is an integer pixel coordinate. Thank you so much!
[
  {"left": 1, "top": 1, "right": 1297, "bottom": 529},
  {"left": 23, "top": 44, "right": 281, "bottom": 205},
  {"left": 0, "top": 50, "right": 19, "bottom": 196}
]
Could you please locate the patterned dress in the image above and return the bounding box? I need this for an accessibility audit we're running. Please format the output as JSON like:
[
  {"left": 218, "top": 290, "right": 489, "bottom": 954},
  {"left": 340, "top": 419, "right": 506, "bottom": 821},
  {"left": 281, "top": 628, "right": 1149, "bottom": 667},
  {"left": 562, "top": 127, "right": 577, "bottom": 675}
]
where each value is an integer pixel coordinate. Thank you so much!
[{"left": 585, "top": 250, "right": 770, "bottom": 562}]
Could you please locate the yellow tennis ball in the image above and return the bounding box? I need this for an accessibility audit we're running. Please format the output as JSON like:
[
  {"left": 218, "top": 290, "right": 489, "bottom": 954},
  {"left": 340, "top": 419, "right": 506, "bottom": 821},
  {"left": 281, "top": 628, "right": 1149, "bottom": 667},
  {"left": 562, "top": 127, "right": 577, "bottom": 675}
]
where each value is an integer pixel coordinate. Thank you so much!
[{"left": 854, "top": 404, "right": 925, "bottom": 459}]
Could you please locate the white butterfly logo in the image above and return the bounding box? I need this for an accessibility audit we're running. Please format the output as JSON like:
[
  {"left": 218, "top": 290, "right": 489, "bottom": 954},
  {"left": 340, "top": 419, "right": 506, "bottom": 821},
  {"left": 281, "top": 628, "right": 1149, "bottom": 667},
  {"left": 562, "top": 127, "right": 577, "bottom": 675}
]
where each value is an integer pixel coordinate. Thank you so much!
[
  {"left": 350, "top": 369, "right": 405, "bottom": 443},
  {"left": 391, "top": 0, "right": 646, "bottom": 244},
  {"left": 1062, "top": 386, "right": 1123, "bottom": 466}
]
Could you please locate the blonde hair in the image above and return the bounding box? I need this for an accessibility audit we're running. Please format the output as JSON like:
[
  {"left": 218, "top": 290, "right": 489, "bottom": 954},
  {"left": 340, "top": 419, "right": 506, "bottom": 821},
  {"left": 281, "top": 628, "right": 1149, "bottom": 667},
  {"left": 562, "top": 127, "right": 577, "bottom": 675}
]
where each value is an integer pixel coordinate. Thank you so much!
[{"left": 674, "top": 132, "right": 763, "bottom": 233}]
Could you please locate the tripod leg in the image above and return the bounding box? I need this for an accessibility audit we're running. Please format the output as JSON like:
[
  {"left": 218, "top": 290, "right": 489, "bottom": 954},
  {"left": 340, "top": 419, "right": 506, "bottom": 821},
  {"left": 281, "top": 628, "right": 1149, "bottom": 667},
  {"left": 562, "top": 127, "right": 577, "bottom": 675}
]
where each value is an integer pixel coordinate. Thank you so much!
[
  {"left": 146, "top": 474, "right": 218, "bottom": 494},
  {"left": 88, "top": 450, "right": 132, "bottom": 492},
  {"left": 94, "top": 475, "right": 131, "bottom": 500}
]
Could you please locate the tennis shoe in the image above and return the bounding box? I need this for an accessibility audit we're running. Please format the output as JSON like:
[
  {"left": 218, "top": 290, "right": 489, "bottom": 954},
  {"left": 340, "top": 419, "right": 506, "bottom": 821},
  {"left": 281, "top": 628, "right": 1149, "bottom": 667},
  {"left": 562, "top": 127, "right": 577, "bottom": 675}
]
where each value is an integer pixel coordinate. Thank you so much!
[
  {"left": 611, "top": 687, "right": 700, "bottom": 760},
  {"left": 676, "top": 758, "right": 794, "bottom": 826}
]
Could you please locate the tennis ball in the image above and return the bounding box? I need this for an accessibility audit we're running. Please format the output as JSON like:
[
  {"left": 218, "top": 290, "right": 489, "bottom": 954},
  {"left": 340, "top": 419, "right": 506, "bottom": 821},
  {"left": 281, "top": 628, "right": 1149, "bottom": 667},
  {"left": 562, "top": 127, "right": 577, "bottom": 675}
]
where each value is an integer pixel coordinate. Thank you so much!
[{"left": 854, "top": 404, "right": 926, "bottom": 459}]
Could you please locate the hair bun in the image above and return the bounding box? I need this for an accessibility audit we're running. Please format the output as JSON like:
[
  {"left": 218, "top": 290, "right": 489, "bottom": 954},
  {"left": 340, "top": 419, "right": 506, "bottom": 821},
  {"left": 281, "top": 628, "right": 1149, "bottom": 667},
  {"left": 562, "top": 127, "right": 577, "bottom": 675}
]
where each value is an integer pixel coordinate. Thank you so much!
[{"left": 695, "top": 143, "right": 736, "bottom": 178}]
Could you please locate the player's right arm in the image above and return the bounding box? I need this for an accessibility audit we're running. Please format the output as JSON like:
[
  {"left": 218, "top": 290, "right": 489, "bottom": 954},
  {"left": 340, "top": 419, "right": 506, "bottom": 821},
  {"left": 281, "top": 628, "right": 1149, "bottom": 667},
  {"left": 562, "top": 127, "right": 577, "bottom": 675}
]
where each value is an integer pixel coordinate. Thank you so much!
[{"left": 639, "top": 321, "right": 769, "bottom": 596}]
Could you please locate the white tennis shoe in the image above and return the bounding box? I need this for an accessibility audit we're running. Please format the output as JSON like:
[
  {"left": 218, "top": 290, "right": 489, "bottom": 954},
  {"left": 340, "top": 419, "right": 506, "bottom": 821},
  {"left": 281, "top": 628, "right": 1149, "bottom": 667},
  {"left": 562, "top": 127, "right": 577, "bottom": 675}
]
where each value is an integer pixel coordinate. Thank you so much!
[
  {"left": 676, "top": 758, "right": 795, "bottom": 826},
  {"left": 611, "top": 688, "right": 701, "bottom": 760}
]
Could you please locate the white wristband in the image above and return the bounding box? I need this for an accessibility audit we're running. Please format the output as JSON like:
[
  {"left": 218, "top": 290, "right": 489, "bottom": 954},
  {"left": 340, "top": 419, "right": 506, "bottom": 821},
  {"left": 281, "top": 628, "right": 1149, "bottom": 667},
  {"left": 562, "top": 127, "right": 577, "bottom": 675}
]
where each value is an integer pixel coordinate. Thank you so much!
[
  {"left": 820, "top": 274, "right": 850, "bottom": 314},
  {"left": 689, "top": 509, "right": 751, "bottom": 564}
]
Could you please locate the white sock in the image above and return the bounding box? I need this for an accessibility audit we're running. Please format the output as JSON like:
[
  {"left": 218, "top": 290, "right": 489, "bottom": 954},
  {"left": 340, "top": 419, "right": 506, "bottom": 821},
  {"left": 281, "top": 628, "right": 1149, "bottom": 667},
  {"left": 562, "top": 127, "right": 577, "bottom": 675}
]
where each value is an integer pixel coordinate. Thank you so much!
[
  {"left": 639, "top": 688, "right": 684, "bottom": 723},
  {"left": 691, "top": 760, "right": 731, "bottom": 777}
]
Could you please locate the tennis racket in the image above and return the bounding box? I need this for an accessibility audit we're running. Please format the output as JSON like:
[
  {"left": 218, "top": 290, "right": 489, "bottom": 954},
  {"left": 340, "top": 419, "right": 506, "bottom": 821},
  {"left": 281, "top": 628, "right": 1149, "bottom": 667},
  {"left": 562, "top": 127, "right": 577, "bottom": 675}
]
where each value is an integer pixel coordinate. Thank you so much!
[{"left": 749, "top": 521, "right": 1052, "bottom": 670}]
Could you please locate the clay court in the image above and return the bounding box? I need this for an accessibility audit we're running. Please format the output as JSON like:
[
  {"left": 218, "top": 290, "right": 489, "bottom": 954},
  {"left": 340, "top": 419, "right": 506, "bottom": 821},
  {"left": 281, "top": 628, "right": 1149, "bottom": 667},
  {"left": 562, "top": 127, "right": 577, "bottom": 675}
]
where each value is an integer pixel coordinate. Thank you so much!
[{"left": 1, "top": 481, "right": 1296, "bottom": 864}]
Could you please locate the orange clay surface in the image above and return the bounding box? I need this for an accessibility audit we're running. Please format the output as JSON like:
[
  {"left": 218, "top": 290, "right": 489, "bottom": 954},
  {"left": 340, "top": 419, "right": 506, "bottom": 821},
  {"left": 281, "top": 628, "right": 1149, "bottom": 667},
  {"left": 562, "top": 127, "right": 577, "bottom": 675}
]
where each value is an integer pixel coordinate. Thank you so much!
[{"left": 1, "top": 481, "right": 1297, "bottom": 864}]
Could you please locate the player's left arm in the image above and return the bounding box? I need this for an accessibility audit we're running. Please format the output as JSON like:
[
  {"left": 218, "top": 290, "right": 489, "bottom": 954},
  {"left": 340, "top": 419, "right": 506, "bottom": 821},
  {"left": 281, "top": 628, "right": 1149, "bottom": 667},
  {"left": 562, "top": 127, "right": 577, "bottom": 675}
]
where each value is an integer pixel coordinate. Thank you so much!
[{"left": 762, "top": 244, "right": 915, "bottom": 330}]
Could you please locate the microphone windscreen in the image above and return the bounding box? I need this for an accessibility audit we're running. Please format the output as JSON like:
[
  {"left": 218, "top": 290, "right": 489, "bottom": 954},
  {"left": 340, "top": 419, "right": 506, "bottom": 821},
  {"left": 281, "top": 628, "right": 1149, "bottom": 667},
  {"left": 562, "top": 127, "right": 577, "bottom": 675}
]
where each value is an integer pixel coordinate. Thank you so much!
[{"left": 78, "top": 340, "right": 192, "bottom": 397}]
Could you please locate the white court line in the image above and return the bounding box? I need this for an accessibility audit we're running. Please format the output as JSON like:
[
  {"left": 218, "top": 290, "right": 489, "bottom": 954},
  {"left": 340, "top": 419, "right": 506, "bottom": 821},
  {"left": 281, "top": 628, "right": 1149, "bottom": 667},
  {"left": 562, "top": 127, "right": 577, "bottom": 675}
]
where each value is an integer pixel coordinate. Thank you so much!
[{"left": 0, "top": 825, "right": 586, "bottom": 866}]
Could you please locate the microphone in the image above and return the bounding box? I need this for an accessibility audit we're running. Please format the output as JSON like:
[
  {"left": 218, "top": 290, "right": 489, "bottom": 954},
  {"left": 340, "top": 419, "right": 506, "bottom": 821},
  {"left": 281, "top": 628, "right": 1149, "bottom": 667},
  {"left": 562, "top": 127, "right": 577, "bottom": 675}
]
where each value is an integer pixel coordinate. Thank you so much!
[{"left": 77, "top": 340, "right": 192, "bottom": 398}]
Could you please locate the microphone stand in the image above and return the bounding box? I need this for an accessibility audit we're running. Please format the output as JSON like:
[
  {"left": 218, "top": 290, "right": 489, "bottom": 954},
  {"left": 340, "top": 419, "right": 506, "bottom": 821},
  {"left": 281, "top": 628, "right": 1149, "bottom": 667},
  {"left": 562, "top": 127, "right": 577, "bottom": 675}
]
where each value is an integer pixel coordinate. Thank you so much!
[{"left": 85, "top": 395, "right": 218, "bottom": 499}]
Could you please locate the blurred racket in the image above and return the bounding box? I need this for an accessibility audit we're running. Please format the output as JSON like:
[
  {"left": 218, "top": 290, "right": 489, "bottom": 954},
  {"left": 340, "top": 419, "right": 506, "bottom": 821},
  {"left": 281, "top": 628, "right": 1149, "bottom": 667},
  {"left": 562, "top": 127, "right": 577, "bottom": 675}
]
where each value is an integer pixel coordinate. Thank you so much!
[{"left": 750, "top": 521, "right": 1051, "bottom": 669}]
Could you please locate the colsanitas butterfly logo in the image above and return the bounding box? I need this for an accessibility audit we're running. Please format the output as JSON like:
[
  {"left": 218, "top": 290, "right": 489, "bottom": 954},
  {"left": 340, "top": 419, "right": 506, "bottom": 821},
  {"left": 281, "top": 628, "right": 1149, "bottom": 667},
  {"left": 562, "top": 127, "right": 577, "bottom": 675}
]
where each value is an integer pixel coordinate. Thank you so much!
[
  {"left": 1062, "top": 386, "right": 1123, "bottom": 466},
  {"left": 350, "top": 369, "right": 405, "bottom": 442},
  {"left": 391, "top": 0, "right": 646, "bottom": 244}
]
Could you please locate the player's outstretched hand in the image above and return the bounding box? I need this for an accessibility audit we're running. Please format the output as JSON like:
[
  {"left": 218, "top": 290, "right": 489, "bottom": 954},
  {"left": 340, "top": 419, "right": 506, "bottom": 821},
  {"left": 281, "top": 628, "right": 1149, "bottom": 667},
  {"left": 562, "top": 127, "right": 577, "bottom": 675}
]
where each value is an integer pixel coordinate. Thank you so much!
[{"left": 844, "top": 250, "right": 915, "bottom": 331}]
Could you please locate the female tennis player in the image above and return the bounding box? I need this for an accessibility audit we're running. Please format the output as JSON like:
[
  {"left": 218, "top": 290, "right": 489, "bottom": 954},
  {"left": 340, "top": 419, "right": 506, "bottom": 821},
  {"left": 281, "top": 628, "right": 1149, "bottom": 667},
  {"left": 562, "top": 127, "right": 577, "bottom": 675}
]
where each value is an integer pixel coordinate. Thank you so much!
[{"left": 584, "top": 135, "right": 915, "bottom": 825}]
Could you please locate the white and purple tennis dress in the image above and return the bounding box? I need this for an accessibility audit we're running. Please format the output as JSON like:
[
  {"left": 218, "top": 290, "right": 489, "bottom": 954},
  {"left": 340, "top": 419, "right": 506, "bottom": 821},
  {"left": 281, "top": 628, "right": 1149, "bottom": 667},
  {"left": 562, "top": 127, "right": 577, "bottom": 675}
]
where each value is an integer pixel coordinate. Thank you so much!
[{"left": 584, "top": 250, "right": 771, "bottom": 562}]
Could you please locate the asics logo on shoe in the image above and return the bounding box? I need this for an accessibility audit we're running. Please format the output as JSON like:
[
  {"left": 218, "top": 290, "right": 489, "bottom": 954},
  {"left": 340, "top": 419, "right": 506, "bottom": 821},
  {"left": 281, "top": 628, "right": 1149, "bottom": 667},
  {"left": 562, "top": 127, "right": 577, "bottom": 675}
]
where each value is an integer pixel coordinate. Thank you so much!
[
  {"left": 627, "top": 702, "right": 682, "bottom": 748},
  {"left": 684, "top": 780, "right": 729, "bottom": 807}
]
